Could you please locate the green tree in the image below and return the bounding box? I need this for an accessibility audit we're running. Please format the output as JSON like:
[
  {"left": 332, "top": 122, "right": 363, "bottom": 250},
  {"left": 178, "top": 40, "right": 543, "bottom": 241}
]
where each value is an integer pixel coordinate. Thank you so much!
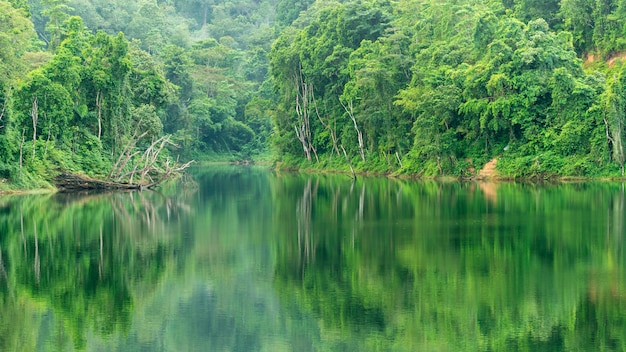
[
  {"left": 269, "top": 0, "right": 392, "bottom": 164},
  {"left": 276, "top": 0, "right": 314, "bottom": 26},
  {"left": 559, "top": 0, "right": 595, "bottom": 54},
  {"left": 41, "top": 0, "right": 73, "bottom": 50},
  {"left": 12, "top": 69, "right": 74, "bottom": 148},
  {"left": 0, "top": 0, "right": 36, "bottom": 175},
  {"left": 341, "top": 34, "right": 413, "bottom": 165},
  {"left": 597, "top": 63, "right": 626, "bottom": 175},
  {"left": 510, "top": 0, "right": 562, "bottom": 28}
]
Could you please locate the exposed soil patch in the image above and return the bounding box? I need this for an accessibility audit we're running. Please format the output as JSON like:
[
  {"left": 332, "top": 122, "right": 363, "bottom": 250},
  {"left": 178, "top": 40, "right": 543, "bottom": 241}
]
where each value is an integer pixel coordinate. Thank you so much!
[
  {"left": 478, "top": 158, "right": 498, "bottom": 179},
  {"left": 585, "top": 52, "right": 626, "bottom": 67},
  {"left": 607, "top": 52, "right": 626, "bottom": 67}
]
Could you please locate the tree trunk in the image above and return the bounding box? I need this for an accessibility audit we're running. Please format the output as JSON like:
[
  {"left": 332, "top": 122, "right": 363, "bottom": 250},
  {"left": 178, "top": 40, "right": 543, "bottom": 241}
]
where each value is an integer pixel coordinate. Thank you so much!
[
  {"left": 614, "top": 127, "right": 625, "bottom": 176},
  {"left": 20, "top": 209, "right": 26, "bottom": 256},
  {"left": 43, "top": 115, "right": 52, "bottom": 158},
  {"left": 341, "top": 99, "right": 365, "bottom": 162},
  {"left": 294, "top": 65, "right": 314, "bottom": 162},
  {"left": 396, "top": 151, "right": 403, "bottom": 168},
  {"left": 96, "top": 90, "right": 103, "bottom": 140},
  {"left": 31, "top": 96, "right": 38, "bottom": 159},
  {"left": 341, "top": 145, "right": 356, "bottom": 179},
  {"left": 0, "top": 93, "right": 7, "bottom": 127},
  {"left": 19, "top": 128, "right": 25, "bottom": 172}
]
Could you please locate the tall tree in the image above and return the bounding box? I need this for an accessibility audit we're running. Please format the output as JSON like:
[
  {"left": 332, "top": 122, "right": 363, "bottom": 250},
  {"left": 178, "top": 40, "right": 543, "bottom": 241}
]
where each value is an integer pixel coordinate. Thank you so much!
[{"left": 41, "top": 0, "right": 73, "bottom": 50}]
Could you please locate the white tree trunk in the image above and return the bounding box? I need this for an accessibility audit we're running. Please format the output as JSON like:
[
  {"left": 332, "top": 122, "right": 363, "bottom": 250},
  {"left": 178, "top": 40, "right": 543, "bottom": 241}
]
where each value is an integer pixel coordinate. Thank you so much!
[
  {"left": 341, "top": 99, "right": 365, "bottom": 162},
  {"left": 31, "top": 96, "right": 38, "bottom": 159}
]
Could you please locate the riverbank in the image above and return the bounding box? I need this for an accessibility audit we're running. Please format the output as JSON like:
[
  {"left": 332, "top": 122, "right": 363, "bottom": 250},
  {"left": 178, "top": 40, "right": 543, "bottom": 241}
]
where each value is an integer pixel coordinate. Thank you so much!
[
  {"left": 0, "top": 187, "right": 55, "bottom": 196},
  {"left": 3, "top": 159, "right": 625, "bottom": 197},
  {"left": 273, "top": 156, "right": 626, "bottom": 183}
]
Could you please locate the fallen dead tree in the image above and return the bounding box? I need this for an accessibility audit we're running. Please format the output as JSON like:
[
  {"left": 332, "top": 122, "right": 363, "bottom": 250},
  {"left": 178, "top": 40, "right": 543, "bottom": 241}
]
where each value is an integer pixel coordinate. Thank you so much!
[
  {"left": 55, "top": 133, "right": 194, "bottom": 192},
  {"left": 109, "top": 134, "right": 194, "bottom": 188},
  {"left": 55, "top": 172, "right": 142, "bottom": 192}
]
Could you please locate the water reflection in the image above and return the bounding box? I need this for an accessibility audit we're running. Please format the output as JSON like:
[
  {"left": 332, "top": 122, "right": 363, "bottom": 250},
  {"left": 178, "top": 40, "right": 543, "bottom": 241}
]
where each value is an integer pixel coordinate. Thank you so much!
[
  {"left": 272, "top": 176, "right": 626, "bottom": 351},
  {"left": 0, "top": 168, "right": 625, "bottom": 351},
  {"left": 0, "top": 187, "right": 193, "bottom": 351}
]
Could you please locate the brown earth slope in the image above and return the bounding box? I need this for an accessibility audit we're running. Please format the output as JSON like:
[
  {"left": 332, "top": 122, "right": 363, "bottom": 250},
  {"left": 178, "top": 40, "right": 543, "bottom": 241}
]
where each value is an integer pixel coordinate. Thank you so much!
[{"left": 478, "top": 158, "right": 498, "bottom": 179}]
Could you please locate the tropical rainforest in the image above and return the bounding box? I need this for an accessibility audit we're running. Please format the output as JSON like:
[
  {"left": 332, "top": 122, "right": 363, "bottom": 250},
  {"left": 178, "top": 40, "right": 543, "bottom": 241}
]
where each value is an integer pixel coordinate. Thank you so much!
[{"left": 3, "top": 0, "right": 626, "bottom": 189}]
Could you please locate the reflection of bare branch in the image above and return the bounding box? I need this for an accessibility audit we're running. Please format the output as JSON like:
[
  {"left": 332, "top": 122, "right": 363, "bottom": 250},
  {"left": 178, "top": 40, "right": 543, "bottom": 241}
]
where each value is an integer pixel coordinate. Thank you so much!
[
  {"left": 358, "top": 183, "right": 365, "bottom": 222},
  {"left": 0, "top": 243, "right": 15, "bottom": 301},
  {"left": 297, "top": 179, "right": 314, "bottom": 275},
  {"left": 138, "top": 191, "right": 157, "bottom": 231},
  {"left": 20, "top": 209, "right": 27, "bottom": 257},
  {"left": 150, "top": 189, "right": 173, "bottom": 221},
  {"left": 0, "top": 243, "right": 7, "bottom": 282},
  {"left": 608, "top": 183, "right": 625, "bottom": 252},
  {"left": 152, "top": 187, "right": 195, "bottom": 223},
  {"left": 54, "top": 183, "right": 196, "bottom": 222},
  {"left": 331, "top": 183, "right": 341, "bottom": 223},
  {"left": 99, "top": 223, "right": 103, "bottom": 279},
  {"left": 46, "top": 219, "right": 53, "bottom": 261},
  {"left": 110, "top": 193, "right": 133, "bottom": 232},
  {"left": 51, "top": 189, "right": 195, "bottom": 257},
  {"left": 107, "top": 189, "right": 194, "bottom": 241},
  {"left": 34, "top": 222, "right": 40, "bottom": 285}
]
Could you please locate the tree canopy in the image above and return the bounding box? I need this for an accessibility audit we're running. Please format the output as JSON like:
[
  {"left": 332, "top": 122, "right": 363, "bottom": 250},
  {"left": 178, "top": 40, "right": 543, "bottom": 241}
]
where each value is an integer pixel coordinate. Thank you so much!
[{"left": 268, "top": 0, "right": 626, "bottom": 178}]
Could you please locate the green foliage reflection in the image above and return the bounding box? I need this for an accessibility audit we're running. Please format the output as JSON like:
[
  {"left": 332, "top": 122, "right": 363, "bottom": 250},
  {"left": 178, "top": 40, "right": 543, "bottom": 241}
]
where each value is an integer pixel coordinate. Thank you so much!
[
  {"left": 0, "top": 189, "right": 190, "bottom": 350},
  {"left": 272, "top": 175, "right": 626, "bottom": 351}
]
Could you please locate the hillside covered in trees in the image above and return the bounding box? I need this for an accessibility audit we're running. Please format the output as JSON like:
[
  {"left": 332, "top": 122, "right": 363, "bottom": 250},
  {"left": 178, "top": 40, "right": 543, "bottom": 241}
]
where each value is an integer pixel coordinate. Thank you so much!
[
  {"left": 3, "top": 0, "right": 626, "bottom": 189},
  {"left": 270, "top": 0, "right": 626, "bottom": 178}
]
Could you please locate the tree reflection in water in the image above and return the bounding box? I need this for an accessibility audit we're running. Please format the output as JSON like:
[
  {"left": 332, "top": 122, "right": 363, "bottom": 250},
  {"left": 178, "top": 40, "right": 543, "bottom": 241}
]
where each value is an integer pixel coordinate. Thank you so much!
[
  {"left": 0, "top": 186, "right": 194, "bottom": 350},
  {"left": 1, "top": 169, "right": 626, "bottom": 351},
  {"left": 273, "top": 176, "right": 626, "bottom": 351}
]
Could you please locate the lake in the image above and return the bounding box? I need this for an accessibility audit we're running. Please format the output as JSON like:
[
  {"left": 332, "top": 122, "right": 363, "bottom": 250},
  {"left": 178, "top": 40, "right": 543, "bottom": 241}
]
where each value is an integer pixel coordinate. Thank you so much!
[{"left": 0, "top": 165, "right": 625, "bottom": 351}]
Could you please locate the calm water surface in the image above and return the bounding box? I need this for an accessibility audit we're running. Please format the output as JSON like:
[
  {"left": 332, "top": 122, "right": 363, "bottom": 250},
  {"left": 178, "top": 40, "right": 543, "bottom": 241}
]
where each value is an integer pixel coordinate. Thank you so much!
[{"left": 1, "top": 166, "right": 625, "bottom": 351}]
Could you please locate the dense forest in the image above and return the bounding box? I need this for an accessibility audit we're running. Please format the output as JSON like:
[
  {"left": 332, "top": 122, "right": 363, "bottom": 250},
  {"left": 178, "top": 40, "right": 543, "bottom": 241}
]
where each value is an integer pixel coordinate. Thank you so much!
[
  {"left": 1, "top": 0, "right": 277, "bottom": 189},
  {"left": 3, "top": 0, "right": 626, "bottom": 188},
  {"left": 269, "top": 0, "right": 626, "bottom": 178}
]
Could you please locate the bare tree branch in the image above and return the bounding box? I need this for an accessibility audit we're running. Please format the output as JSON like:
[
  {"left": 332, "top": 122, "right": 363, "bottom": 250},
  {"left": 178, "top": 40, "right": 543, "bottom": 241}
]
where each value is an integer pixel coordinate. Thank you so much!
[
  {"left": 31, "top": 96, "right": 38, "bottom": 159},
  {"left": 340, "top": 99, "right": 365, "bottom": 162},
  {"left": 110, "top": 133, "right": 194, "bottom": 188}
]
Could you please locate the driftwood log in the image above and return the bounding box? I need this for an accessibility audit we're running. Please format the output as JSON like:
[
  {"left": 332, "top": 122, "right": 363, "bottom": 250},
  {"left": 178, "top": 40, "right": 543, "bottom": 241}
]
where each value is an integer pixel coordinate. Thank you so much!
[{"left": 54, "top": 173, "right": 143, "bottom": 192}]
